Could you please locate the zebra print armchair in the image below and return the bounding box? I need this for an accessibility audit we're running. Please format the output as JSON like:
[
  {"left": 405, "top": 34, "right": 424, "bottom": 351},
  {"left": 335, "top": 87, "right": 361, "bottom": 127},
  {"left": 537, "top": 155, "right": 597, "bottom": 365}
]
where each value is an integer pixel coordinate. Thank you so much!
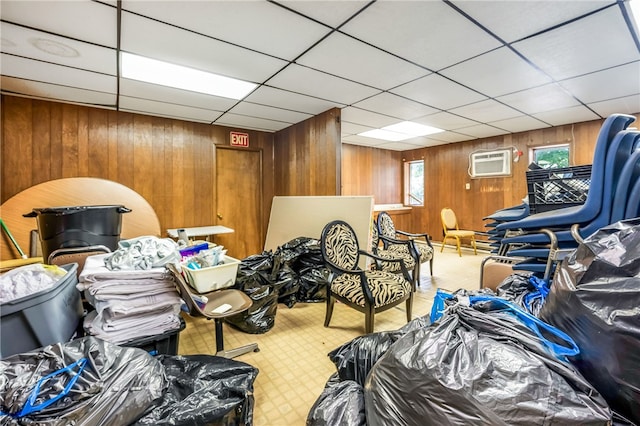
[
  {"left": 377, "top": 211, "right": 434, "bottom": 279},
  {"left": 370, "top": 224, "right": 420, "bottom": 288},
  {"left": 320, "top": 220, "right": 414, "bottom": 334}
]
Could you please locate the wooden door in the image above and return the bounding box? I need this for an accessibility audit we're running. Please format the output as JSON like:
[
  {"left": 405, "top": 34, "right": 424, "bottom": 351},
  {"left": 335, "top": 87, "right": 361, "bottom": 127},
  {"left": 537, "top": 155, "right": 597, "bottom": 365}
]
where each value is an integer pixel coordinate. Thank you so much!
[{"left": 215, "top": 147, "right": 262, "bottom": 259}]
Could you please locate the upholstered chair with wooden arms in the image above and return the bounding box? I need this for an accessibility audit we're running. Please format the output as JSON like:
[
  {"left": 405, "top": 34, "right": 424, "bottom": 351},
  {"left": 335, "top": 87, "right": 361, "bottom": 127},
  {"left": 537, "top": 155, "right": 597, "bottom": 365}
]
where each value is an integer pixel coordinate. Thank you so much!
[
  {"left": 370, "top": 224, "right": 420, "bottom": 289},
  {"left": 376, "top": 211, "right": 434, "bottom": 277},
  {"left": 320, "top": 220, "right": 413, "bottom": 334}
]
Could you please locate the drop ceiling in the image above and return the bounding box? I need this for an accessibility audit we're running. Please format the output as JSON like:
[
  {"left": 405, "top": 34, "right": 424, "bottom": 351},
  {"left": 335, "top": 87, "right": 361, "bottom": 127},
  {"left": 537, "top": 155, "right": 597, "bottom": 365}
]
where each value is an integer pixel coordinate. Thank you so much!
[{"left": 1, "top": 0, "right": 639, "bottom": 151}]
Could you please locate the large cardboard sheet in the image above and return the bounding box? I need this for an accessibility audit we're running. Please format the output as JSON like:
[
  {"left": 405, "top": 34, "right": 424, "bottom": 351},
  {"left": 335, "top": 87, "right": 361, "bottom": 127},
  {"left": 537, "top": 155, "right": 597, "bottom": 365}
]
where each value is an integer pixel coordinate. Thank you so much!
[{"left": 264, "top": 196, "right": 374, "bottom": 260}]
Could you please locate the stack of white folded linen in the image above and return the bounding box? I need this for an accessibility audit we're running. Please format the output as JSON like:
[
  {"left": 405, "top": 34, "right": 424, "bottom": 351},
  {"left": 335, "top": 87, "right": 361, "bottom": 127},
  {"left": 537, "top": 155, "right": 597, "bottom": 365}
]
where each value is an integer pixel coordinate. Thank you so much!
[{"left": 78, "top": 253, "right": 183, "bottom": 345}]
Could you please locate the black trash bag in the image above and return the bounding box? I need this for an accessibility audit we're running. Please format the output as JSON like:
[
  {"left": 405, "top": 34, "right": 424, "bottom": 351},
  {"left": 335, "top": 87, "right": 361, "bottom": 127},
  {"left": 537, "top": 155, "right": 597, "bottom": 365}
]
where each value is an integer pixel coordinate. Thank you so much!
[
  {"left": 365, "top": 296, "right": 612, "bottom": 426},
  {"left": 273, "top": 237, "right": 328, "bottom": 306},
  {"left": 539, "top": 218, "right": 640, "bottom": 425},
  {"left": 274, "top": 263, "right": 300, "bottom": 308},
  {"left": 226, "top": 279, "right": 278, "bottom": 334},
  {"left": 234, "top": 253, "right": 274, "bottom": 289},
  {"left": 227, "top": 253, "right": 279, "bottom": 334},
  {"left": 496, "top": 272, "right": 549, "bottom": 316},
  {"left": 296, "top": 266, "right": 329, "bottom": 303},
  {"left": 307, "top": 373, "right": 365, "bottom": 426},
  {"left": 0, "top": 336, "right": 165, "bottom": 426},
  {"left": 133, "top": 354, "right": 258, "bottom": 426},
  {"left": 328, "top": 316, "right": 431, "bottom": 387}
]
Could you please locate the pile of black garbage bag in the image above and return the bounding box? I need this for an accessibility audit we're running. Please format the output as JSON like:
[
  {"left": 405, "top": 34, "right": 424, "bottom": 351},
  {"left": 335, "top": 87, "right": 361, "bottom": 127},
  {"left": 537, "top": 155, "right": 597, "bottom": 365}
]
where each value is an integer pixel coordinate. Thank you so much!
[
  {"left": 226, "top": 237, "right": 330, "bottom": 334},
  {"left": 540, "top": 218, "right": 640, "bottom": 425},
  {"left": 309, "top": 218, "right": 640, "bottom": 425},
  {"left": 0, "top": 337, "right": 258, "bottom": 426},
  {"left": 309, "top": 292, "right": 612, "bottom": 425}
]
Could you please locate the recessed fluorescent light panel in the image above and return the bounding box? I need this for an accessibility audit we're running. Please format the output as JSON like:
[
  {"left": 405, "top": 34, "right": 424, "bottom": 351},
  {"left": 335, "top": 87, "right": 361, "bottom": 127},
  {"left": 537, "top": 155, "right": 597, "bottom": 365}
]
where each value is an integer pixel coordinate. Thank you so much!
[
  {"left": 121, "top": 52, "right": 257, "bottom": 100},
  {"left": 358, "top": 121, "right": 444, "bottom": 141}
]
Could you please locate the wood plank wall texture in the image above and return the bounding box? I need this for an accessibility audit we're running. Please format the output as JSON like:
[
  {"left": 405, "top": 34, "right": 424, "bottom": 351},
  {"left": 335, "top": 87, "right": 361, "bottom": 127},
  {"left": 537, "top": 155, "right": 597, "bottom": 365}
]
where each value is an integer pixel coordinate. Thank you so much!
[
  {"left": 2, "top": 94, "right": 639, "bottom": 251},
  {"left": 0, "top": 95, "right": 276, "bottom": 242},
  {"left": 274, "top": 108, "right": 341, "bottom": 196}
]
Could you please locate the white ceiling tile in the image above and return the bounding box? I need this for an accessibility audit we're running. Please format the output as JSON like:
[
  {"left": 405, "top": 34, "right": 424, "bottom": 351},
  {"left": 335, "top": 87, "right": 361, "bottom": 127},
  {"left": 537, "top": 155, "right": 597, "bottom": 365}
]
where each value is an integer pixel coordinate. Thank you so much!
[
  {"left": 441, "top": 47, "right": 552, "bottom": 97},
  {"left": 215, "top": 113, "right": 288, "bottom": 132},
  {"left": 532, "top": 105, "right": 601, "bottom": 126},
  {"left": 449, "top": 99, "right": 522, "bottom": 123},
  {"left": 340, "top": 0, "right": 501, "bottom": 70},
  {"left": 454, "top": 124, "right": 509, "bottom": 139},
  {"left": 352, "top": 93, "right": 438, "bottom": 120},
  {"left": 391, "top": 74, "right": 487, "bottom": 110},
  {"left": 121, "top": 1, "right": 330, "bottom": 60},
  {"left": 120, "top": 96, "right": 222, "bottom": 123},
  {"left": 278, "top": 1, "right": 370, "bottom": 28},
  {"left": 371, "top": 141, "right": 420, "bottom": 151},
  {"left": 119, "top": 79, "right": 236, "bottom": 112},
  {"left": 121, "top": 12, "right": 287, "bottom": 83},
  {"left": 341, "top": 107, "right": 398, "bottom": 128},
  {"left": 1, "top": 54, "right": 116, "bottom": 93},
  {"left": 341, "top": 121, "right": 374, "bottom": 137},
  {"left": 342, "top": 135, "right": 385, "bottom": 148},
  {"left": 424, "top": 131, "right": 477, "bottom": 143},
  {"left": 0, "top": 0, "right": 117, "bottom": 47},
  {"left": 452, "top": 0, "right": 615, "bottom": 42},
  {"left": 497, "top": 84, "right": 581, "bottom": 114},
  {"left": 1, "top": 76, "right": 117, "bottom": 107},
  {"left": 227, "top": 102, "right": 312, "bottom": 124},
  {"left": 296, "top": 32, "right": 429, "bottom": 90},
  {"left": 245, "top": 86, "right": 342, "bottom": 115},
  {"left": 119, "top": 108, "right": 213, "bottom": 124},
  {"left": 267, "top": 64, "right": 379, "bottom": 104},
  {"left": 488, "top": 115, "right": 550, "bottom": 133},
  {"left": 1, "top": 23, "right": 116, "bottom": 75},
  {"left": 588, "top": 95, "right": 640, "bottom": 118},
  {"left": 411, "top": 112, "right": 478, "bottom": 131},
  {"left": 513, "top": 6, "right": 640, "bottom": 80},
  {"left": 559, "top": 62, "right": 640, "bottom": 104}
]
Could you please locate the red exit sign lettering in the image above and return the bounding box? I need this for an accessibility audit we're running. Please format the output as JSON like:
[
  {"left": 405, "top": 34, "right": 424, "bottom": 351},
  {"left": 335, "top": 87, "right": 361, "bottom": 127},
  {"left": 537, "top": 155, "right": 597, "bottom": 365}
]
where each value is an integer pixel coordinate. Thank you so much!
[{"left": 230, "top": 132, "right": 249, "bottom": 147}]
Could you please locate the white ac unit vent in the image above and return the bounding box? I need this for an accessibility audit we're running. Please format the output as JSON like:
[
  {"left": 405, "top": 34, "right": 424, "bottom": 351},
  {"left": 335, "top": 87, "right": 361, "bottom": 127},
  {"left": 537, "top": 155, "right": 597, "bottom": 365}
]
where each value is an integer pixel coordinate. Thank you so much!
[{"left": 470, "top": 149, "right": 512, "bottom": 178}]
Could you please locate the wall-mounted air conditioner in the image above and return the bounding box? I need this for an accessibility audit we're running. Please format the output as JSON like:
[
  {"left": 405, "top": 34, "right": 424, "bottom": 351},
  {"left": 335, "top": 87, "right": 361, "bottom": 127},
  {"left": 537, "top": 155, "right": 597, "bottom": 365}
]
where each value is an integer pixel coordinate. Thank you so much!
[{"left": 470, "top": 149, "right": 512, "bottom": 178}]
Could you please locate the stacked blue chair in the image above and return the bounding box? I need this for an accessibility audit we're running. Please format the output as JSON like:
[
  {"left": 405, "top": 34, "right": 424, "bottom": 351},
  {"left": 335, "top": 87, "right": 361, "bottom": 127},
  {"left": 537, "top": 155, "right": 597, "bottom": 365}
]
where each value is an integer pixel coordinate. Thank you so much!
[
  {"left": 483, "top": 202, "right": 530, "bottom": 254},
  {"left": 494, "top": 113, "right": 638, "bottom": 278}
]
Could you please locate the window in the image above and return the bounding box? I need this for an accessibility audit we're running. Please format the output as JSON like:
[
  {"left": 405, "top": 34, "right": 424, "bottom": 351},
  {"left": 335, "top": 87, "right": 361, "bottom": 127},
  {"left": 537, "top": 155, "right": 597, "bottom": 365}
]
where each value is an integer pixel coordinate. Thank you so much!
[
  {"left": 530, "top": 144, "right": 570, "bottom": 168},
  {"left": 405, "top": 160, "right": 424, "bottom": 206}
]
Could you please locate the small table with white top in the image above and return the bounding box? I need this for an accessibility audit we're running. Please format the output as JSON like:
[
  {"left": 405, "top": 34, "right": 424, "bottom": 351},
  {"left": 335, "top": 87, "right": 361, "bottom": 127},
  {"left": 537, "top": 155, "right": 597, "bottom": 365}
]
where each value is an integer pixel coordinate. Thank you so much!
[{"left": 167, "top": 225, "right": 234, "bottom": 242}]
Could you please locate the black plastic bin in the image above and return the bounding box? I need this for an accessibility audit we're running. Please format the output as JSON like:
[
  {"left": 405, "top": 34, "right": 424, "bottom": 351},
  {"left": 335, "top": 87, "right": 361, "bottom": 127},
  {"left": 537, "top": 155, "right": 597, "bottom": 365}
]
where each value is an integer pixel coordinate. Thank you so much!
[
  {"left": 24, "top": 205, "right": 130, "bottom": 261},
  {"left": 526, "top": 165, "right": 592, "bottom": 214}
]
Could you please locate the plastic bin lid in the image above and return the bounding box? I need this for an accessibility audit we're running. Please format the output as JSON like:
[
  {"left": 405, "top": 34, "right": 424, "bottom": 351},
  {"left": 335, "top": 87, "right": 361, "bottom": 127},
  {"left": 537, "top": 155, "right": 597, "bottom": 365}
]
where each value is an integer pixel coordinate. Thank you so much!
[{"left": 24, "top": 205, "right": 131, "bottom": 217}]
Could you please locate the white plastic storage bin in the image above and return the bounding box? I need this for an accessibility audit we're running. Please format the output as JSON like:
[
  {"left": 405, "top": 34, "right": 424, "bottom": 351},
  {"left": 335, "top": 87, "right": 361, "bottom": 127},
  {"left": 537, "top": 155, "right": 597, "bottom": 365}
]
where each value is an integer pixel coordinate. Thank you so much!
[
  {"left": 182, "top": 256, "right": 241, "bottom": 293},
  {"left": 1, "top": 263, "right": 82, "bottom": 359}
]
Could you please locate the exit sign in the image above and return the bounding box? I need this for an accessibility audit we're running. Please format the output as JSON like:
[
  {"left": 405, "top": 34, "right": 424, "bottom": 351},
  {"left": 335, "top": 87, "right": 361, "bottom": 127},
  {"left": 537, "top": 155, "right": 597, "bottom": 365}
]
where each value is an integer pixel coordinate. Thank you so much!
[{"left": 230, "top": 132, "right": 249, "bottom": 147}]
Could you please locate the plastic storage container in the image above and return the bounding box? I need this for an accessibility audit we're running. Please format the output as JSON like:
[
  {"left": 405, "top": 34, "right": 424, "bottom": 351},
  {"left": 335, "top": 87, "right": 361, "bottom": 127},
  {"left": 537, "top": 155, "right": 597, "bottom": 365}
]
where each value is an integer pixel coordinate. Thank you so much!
[
  {"left": 24, "top": 205, "right": 130, "bottom": 261},
  {"left": 182, "top": 255, "right": 241, "bottom": 293},
  {"left": 526, "top": 165, "right": 592, "bottom": 214},
  {"left": 1, "top": 263, "right": 82, "bottom": 358}
]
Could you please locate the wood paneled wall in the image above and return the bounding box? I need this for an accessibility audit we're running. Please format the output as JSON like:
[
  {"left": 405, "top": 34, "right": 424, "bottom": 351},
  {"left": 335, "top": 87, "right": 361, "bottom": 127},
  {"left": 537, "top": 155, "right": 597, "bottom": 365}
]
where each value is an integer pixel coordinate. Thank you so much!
[
  {"left": 1, "top": 95, "right": 275, "bottom": 242},
  {"left": 274, "top": 108, "right": 341, "bottom": 196},
  {"left": 341, "top": 144, "right": 402, "bottom": 204}
]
